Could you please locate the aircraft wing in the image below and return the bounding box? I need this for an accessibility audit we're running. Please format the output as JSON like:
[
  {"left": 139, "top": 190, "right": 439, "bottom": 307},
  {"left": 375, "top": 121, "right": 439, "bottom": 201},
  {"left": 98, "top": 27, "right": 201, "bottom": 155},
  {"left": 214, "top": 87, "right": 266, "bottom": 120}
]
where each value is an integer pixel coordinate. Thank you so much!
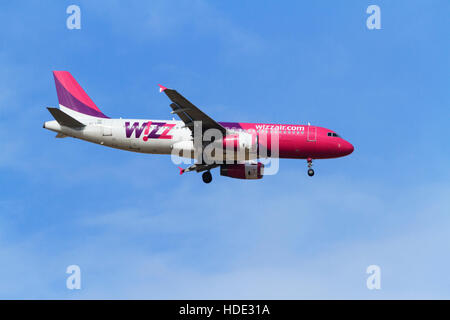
[{"left": 158, "top": 85, "right": 227, "bottom": 135}]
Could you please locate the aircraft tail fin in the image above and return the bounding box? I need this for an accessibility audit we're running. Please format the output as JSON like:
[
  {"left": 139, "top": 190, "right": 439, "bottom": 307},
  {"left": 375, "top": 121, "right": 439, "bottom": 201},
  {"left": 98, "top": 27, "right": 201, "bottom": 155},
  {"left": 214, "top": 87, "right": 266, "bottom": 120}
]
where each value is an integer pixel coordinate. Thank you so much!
[
  {"left": 47, "top": 107, "right": 86, "bottom": 128},
  {"left": 52, "top": 71, "right": 109, "bottom": 118}
]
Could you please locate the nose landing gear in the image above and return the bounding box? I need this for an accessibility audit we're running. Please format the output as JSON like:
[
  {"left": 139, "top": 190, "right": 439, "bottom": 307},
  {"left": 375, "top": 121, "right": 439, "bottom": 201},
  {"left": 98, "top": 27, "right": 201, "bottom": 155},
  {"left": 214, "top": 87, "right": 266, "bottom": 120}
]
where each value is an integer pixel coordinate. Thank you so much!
[{"left": 307, "top": 158, "right": 314, "bottom": 177}]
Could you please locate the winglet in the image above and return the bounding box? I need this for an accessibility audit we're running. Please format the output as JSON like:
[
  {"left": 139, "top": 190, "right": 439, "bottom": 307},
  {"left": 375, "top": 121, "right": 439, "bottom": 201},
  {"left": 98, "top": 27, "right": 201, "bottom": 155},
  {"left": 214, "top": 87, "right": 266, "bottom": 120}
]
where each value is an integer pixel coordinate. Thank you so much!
[
  {"left": 178, "top": 167, "right": 185, "bottom": 175},
  {"left": 158, "top": 84, "right": 167, "bottom": 93}
]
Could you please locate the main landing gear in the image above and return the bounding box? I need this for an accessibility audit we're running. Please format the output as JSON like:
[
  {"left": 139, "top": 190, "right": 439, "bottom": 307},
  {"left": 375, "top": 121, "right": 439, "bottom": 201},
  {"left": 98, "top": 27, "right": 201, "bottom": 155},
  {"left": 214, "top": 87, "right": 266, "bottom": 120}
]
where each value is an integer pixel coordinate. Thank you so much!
[
  {"left": 307, "top": 158, "right": 314, "bottom": 177},
  {"left": 202, "top": 170, "right": 213, "bottom": 184}
]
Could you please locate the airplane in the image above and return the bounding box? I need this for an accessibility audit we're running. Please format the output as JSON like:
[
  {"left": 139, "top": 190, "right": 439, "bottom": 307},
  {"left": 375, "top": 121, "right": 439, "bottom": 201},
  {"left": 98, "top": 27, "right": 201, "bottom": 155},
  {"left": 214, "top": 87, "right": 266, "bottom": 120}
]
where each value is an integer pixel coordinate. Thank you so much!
[{"left": 43, "top": 71, "right": 354, "bottom": 183}]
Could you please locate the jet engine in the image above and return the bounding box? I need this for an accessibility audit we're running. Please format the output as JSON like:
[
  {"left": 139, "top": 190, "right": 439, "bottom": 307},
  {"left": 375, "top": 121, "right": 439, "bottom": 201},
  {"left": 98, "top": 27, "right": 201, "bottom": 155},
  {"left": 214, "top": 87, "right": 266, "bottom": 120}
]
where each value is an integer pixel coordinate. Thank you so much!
[{"left": 219, "top": 162, "right": 264, "bottom": 180}]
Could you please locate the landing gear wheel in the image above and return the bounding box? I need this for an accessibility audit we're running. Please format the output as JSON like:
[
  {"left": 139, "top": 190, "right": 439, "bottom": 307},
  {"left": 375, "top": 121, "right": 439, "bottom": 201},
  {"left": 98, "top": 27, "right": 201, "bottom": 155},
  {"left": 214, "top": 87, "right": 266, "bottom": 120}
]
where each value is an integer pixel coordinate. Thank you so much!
[
  {"left": 202, "top": 171, "right": 212, "bottom": 184},
  {"left": 307, "top": 158, "right": 314, "bottom": 177}
]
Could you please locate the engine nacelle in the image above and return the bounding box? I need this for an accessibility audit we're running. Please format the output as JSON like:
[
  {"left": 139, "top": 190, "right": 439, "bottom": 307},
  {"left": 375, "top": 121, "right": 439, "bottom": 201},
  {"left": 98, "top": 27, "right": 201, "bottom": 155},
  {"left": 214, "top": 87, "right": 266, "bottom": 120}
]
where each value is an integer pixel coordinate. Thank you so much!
[{"left": 220, "top": 162, "right": 264, "bottom": 180}]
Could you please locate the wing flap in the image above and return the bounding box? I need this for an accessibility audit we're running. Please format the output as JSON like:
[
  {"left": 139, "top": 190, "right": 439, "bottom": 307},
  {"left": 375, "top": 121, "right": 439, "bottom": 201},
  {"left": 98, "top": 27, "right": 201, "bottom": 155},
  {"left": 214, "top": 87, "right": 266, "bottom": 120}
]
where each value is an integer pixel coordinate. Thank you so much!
[{"left": 55, "top": 132, "right": 68, "bottom": 138}]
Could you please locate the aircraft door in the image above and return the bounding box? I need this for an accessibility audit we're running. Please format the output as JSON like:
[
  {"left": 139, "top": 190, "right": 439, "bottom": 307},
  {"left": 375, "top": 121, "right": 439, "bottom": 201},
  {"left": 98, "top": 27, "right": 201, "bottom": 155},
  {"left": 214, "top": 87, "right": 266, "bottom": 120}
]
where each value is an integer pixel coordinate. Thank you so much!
[
  {"left": 307, "top": 126, "right": 316, "bottom": 142},
  {"left": 102, "top": 126, "right": 112, "bottom": 136}
]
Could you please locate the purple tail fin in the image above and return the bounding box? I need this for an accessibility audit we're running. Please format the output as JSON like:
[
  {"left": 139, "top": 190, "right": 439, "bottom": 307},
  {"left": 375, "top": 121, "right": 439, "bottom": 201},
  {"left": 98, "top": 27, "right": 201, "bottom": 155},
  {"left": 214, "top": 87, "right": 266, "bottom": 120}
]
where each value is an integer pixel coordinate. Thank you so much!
[{"left": 53, "top": 71, "right": 109, "bottom": 118}]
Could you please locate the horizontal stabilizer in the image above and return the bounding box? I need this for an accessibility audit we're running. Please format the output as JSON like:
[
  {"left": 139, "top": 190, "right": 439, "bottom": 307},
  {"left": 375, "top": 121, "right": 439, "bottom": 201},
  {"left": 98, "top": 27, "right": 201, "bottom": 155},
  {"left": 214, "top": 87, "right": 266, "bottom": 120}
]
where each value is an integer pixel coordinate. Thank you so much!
[{"left": 47, "top": 107, "right": 85, "bottom": 128}]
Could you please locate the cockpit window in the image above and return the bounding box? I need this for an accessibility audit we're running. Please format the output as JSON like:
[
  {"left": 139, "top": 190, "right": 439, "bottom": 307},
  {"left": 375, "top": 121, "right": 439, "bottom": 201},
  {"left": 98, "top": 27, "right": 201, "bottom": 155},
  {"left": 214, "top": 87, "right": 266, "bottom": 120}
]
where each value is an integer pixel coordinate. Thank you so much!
[{"left": 327, "top": 132, "right": 340, "bottom": 138}]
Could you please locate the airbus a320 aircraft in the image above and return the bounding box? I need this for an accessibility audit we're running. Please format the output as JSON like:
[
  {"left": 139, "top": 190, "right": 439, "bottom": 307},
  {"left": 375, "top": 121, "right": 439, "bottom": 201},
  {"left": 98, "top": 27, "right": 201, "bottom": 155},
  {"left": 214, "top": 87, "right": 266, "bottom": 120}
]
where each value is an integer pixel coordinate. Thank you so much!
[{"left": 43, "top": 71, "right": 354, "bottom": 183}]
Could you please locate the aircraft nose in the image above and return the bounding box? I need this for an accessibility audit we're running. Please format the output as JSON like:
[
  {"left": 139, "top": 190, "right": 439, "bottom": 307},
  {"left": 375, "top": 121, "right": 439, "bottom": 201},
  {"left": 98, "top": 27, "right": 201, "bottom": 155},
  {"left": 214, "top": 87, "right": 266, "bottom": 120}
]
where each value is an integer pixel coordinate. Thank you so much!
[{"left": 342, "top": 140, "right": 354, "bottom": 155}]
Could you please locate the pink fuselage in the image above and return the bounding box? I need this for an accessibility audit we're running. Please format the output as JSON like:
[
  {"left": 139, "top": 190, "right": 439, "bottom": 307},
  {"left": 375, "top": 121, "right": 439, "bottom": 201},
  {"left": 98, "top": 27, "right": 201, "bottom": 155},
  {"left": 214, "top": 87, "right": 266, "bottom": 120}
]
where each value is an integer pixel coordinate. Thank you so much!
[{"left": 218, "top": 122, "right": 354, "bottom": 160}]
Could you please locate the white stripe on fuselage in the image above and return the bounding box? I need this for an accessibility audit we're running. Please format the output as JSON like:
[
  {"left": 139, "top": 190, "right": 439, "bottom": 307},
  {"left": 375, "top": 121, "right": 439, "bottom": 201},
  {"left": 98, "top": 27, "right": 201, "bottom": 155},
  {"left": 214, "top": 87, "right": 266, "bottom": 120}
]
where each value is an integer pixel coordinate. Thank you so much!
[
  {"left": 46, "top": 106, "right": 258, "bottom": 161},
  {"left": 46, "top": 106, "right": 192, "bottom": 155}
]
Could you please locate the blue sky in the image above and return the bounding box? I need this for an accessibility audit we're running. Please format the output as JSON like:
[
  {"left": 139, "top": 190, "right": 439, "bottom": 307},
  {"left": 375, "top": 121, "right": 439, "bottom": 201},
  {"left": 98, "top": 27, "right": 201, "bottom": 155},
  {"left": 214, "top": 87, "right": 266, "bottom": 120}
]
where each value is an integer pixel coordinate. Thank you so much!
[{"left": 0, "top": 0, "right": 449, "bottom": 299}]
